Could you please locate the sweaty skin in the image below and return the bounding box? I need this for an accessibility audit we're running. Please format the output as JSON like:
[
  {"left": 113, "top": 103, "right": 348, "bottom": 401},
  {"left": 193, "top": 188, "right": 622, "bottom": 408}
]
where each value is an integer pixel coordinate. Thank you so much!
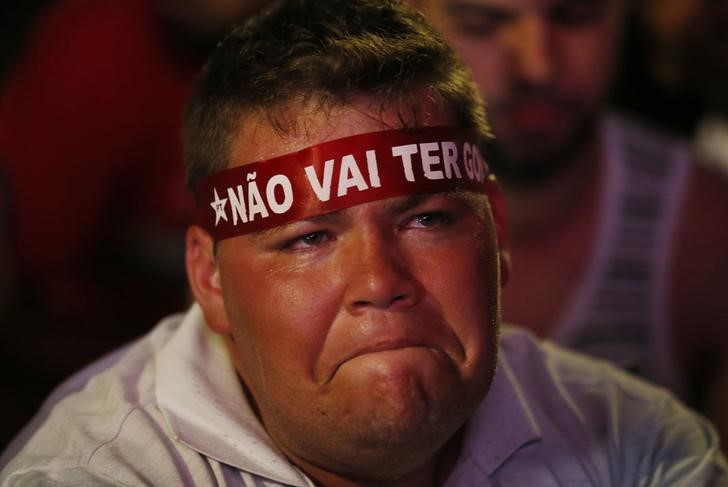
[{"left": 187, "top": 95, "right": 509, "bottom": 486}]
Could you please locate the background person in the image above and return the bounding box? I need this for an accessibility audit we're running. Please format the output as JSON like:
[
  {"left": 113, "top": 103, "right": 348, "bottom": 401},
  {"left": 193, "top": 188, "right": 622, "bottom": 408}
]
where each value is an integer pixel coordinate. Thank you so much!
[{"left": 413, "top": 0, "right": 728, "bottom": 443}]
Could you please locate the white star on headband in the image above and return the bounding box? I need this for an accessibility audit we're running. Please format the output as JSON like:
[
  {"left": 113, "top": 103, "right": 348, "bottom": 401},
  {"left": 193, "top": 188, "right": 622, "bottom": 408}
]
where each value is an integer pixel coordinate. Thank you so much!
[{"left": 210, "top": 188, "right": 228, "bottom": 226}]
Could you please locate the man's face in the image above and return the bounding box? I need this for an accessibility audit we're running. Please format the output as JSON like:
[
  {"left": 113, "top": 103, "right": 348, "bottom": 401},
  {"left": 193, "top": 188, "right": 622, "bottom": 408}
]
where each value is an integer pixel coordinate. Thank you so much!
[
  {"left": 417, "top": 0, "right": 624, "bottom": 184},
  {"left": 191, "top": 99, "right": 504, "bottom": 479}
]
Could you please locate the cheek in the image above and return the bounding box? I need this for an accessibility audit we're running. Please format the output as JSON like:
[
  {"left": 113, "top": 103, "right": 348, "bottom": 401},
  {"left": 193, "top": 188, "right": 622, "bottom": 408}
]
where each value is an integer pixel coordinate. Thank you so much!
[
  {"left": 415, "top": 239, "right": 500, "bottom": 352},
  {"left": 221, "top": 260, "right": 345, "bottom": 387},
  {"left": 450, "top": 40, "right": 507, "bottom": 98},
  {"left": 558, "top": 27, "right": 620, "bottom": 98}
]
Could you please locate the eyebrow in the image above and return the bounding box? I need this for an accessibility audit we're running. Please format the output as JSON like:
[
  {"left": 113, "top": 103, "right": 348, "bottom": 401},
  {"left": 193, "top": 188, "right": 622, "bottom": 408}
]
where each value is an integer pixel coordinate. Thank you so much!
[
  {"left": 246, "top": 193, "right": 443, "bottom": 241},
  {"left": 444, "top": 1, "right": 514, "bottom": 19},
  {"left": 379, "top": 193, "right": 439, "bottom": 215},
  {"left": 247, "top": 210, "right": 346, "bottom": 241}
]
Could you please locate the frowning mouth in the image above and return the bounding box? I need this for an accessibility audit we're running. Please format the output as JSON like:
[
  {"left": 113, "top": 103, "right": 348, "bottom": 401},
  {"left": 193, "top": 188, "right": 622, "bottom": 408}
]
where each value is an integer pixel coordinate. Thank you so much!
[
  {"left": 327, "top": 340, "right": 443, "bottom": 381},
  {"left": 502, "top": 102, "right": 566, "bottom": 130},
  {"left": 317, "top": 315, "right": 466, "bottom": 384},
  {"left": 351, "top": 340, "right": 431, "bottom": 359}
]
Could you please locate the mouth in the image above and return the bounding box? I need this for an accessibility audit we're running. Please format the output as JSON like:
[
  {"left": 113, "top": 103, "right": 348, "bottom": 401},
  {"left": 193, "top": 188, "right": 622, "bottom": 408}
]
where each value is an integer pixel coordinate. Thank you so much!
[
  {"left": 317, "top": 313, "right": 467, "bottom": 384},
  {"left": 351, "top": 340, "right": 431, "bottom": 359},
  {"left": 500, "top": 101, "right": 566, "bottom": 132},
  {"left": 326, "top": 340, "right": 444, "bottom": 383}
]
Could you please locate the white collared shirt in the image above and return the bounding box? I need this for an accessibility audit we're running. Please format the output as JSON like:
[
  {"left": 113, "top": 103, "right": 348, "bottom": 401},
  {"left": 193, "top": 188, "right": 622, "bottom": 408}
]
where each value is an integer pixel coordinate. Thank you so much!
[{"left": 2, "top": 305, "right": 726, "bottom": 485}]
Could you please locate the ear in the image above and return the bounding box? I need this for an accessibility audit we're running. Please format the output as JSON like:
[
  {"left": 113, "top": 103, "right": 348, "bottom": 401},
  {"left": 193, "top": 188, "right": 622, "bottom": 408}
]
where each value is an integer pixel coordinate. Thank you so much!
[
  {"left": 186, "top": 225, "right": 231, "bottom": 334},
  {"left": 498, "top": 247, "right": 511, "bottom": 287},
  {"left": 485, "top": 177, "right": 510, "bottom": 287}
]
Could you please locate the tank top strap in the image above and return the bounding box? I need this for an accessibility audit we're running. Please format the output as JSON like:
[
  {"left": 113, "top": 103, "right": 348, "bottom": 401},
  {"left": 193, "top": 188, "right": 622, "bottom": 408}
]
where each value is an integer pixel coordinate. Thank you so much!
[{"left": 555, "top": 114, "right": 690, "bottom": 394}]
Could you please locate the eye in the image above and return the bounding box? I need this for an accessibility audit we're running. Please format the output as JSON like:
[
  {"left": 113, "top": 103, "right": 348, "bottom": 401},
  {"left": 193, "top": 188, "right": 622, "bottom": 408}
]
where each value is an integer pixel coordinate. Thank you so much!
[
  {"left": 448, "top": 7, "right": 512, "bottom": 39},
  {"left": 283, "top": 231, "right": 333, "bottom": 251},
  {"left": 408, "top": 212, "right": 455, "bottom": 229}
]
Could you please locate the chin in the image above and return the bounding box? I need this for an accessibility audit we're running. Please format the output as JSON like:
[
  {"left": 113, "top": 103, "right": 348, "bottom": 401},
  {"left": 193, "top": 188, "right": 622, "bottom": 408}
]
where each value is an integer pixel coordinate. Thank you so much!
[
  {"left": 353, "top": 362, "right": 481, "bottom": 449},
  {"left": 268, "top": 356, "right": 491, "bottom": 482},
  {"left": 326, "top": 407, "right": 466, "bottom": 482},
  {"left": 487, "top": 136, "right": 584, "bottom": 186}
]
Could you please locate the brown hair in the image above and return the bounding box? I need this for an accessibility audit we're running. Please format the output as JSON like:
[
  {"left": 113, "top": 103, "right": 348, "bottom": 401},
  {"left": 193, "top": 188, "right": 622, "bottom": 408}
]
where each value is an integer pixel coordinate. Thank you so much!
[{"left": 183, "top": 0, "right": 490, "bottom": 190}]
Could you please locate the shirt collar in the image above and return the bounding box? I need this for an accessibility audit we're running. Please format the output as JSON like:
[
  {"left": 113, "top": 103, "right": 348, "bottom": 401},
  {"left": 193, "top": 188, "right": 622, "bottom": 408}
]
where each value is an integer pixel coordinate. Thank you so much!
[
  {"left": 155, "top": 304, "right": 310, "bottom": 486},
  {"left": 156, "top": 308, "right": 540, "bottom": 485},
  {"left": 455, "top": 329, "right": 543, "bottom": 478}
]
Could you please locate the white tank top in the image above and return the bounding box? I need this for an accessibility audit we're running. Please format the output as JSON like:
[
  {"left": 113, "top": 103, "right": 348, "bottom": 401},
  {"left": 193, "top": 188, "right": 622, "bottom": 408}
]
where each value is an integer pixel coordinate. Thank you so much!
[{"left": 552, "top": 114, "right": 691, "bottom": 396}]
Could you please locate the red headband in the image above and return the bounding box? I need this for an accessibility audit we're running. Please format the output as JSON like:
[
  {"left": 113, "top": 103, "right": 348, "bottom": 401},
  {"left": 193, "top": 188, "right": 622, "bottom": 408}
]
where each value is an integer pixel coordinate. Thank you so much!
[{"left": 195, "top": 125, "right": 507, "bottom": 245}]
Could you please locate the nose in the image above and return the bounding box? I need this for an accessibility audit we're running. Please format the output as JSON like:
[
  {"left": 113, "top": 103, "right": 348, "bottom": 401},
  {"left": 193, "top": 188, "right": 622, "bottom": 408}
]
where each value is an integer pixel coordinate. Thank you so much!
[
  {"left": 343, "top": 230, "right": 419, "bottom": 314},
  {"left": 506, "top": 15, "right": 554, "bottom": 86}
]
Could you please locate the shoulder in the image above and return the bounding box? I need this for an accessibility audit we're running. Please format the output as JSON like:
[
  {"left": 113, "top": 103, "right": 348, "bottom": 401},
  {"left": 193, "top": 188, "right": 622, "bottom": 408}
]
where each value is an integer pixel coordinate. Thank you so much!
[
  {"left": 671, "top": 162, "right": 728, "bottom": 357},
  {"left": 0, "top": 313, "right": 195, "bottom": 485},
  {"left": 500, "top": 326, "right": 674, "bottom": 416},
  {"left": 501, "top": 326, "right": 702, "bottom": 423},
  {"left": 1, "top": 466, "right": 129, "bottom": 486},
  {"left": 499, "top": 326, "right": 728, "bottom": 484},
  {"left": 501, "top": 325, "right": 677, "bottom": 404}
]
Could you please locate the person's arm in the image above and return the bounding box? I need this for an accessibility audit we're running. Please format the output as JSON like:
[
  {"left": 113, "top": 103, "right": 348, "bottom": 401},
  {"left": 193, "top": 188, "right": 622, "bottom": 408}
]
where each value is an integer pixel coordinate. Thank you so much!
[{"left": 672, "top": 162, "right": 728, "bottom": 451}]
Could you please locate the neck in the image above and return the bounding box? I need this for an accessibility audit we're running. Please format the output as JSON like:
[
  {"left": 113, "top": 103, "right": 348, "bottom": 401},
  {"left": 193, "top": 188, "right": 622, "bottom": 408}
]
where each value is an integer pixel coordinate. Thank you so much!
[
  {"left": 503, "top": 132, "right": 602, "bottom": 242},
  {"left": 297, "top": 429, "right": 464, "bottom": 487}
]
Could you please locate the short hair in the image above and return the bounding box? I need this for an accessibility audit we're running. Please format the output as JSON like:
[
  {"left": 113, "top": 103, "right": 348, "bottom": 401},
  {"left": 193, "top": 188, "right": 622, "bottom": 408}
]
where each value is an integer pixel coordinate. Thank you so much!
[{"left": 183, "top": 0, "right": 490, "bottom": 190}]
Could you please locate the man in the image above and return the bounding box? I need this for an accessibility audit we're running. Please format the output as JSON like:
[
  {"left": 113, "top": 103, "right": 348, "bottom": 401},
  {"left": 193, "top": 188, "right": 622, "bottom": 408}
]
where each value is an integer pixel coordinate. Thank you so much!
[
  {"left": 2, "top": 0, "right": 726, "bottom": 484},
  {"left": 413, "top": 0, "right": 728, "bottom": 440}
]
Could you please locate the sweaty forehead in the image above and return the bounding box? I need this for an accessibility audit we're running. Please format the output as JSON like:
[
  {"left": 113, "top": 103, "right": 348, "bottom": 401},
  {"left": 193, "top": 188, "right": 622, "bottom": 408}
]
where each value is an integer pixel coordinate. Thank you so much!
[
  {"left": 195, "top": 124, "right": 499, "bottom": 241},
  {"left": 228, "top": 95, "right": 458, "bottom": 169}
]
